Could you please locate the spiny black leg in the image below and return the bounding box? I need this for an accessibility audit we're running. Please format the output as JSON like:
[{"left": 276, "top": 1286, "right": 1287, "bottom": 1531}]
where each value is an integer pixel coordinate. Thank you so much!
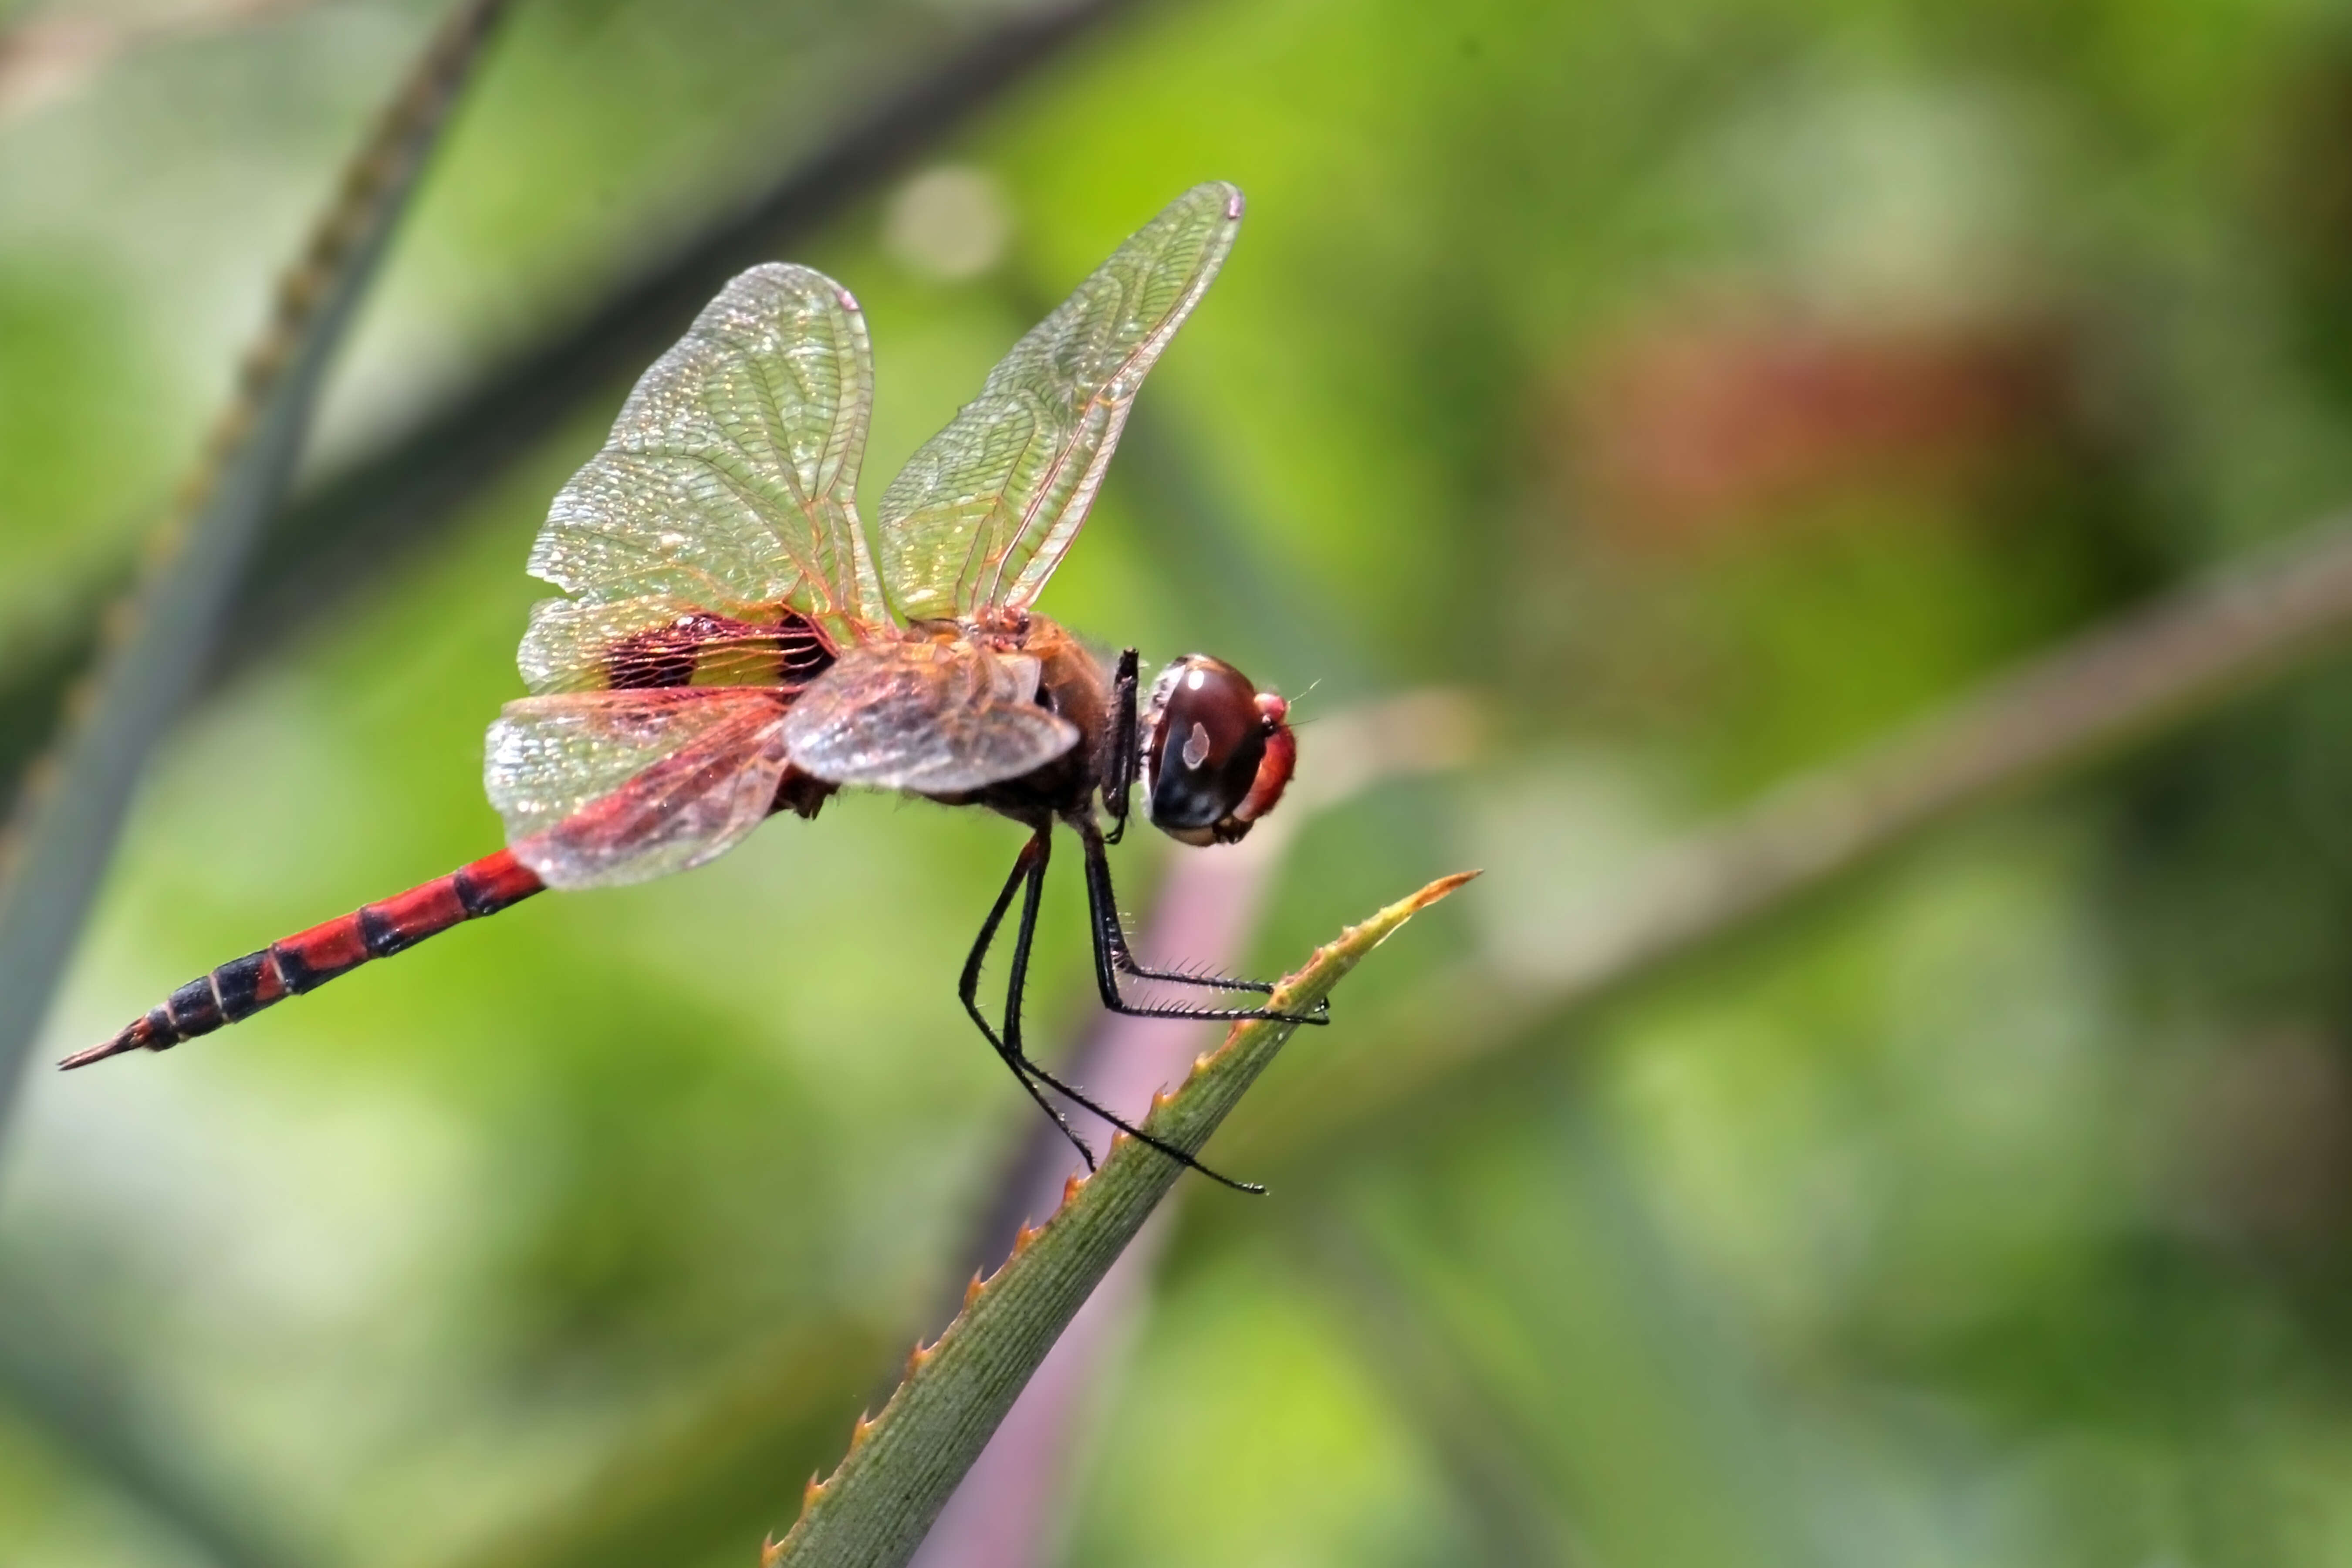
[
  {"left": 992, "top": 825, "right": 1264, "bottom": 1195},
  {"left": 961, "top": 830, "right": 1090, "bottom": 1166},
  {"left": 1102, "top": 647, "right": 1141, "bottom": 846},
  {"left": 1096, "top": 873, "right": 1315, "bottom": 1004},
  {"left": 1075, "top": 818, "right": 1328, "bottom": 1027},
  {"left": 1079, "top": 814, "right": 1318, "bottom": 1005}
]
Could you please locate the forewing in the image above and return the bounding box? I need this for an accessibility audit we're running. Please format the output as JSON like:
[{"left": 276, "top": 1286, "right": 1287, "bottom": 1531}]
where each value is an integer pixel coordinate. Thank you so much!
[
  {"left": 527, "top": 265, "right": 883, "bottom": 656},
  {"left": 782, "top": 638, "right": 1079, "bottom": 794},
  {"left": 486, "top": 689, "right": 796, "bottom": 889},
  {"left": 875, "top": 183, "right": 1242, "bottom": 620}
]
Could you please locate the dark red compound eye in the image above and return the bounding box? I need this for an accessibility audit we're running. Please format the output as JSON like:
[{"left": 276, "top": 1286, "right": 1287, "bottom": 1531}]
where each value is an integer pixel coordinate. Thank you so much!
[{"left": 1142, "top": 655, "right": 1297, "bottom": 845}]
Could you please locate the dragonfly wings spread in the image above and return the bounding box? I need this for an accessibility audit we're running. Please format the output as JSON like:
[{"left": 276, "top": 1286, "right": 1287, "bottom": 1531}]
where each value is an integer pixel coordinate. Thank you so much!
[
  {"left": 523, "top": 264, "right": 881, "bottom": 691},
  {"left": 875, "top": 182, "right": 1242, "bottom": 622},
  {"left": 487, "top": 690, "right": 796, "bottom": 889},
  {"left": 783, "top": 637, "right": 1079, "bottom": 795},
  {"left": 484, "top": 190, "right": 1246, "bottom": 882}
]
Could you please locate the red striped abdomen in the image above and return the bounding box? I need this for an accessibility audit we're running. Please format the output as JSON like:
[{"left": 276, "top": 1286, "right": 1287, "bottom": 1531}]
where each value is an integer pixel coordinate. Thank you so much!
[{"left": 63, "top": 850, "right": 543, "bottom": 1069}]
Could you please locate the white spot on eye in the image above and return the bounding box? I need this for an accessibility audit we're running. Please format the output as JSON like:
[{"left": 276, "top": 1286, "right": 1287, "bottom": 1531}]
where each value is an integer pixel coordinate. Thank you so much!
[
  {"left": 1186, "top": 668, "right": 1207, "bottom": 691},
  {"left": 1183, "top": 721, "right": 1211, "bottom": 770}
]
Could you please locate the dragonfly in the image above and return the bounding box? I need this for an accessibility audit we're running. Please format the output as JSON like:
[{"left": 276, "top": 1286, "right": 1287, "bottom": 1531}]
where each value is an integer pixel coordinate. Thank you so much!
[{"left": 64, "top": 182, "right": 1316, "bottom": 1191}]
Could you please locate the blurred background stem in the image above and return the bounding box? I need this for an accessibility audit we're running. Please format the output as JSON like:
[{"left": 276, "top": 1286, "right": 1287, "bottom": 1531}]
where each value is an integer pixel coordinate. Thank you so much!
[{"left": 0, "top": 0, "right": 514, "bottom": 1129}]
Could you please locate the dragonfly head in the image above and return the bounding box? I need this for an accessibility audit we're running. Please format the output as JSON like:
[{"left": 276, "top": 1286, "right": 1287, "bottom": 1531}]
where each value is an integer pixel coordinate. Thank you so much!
[{"left": 1139, "top": 654, "right": 1296, "bottom": 847}]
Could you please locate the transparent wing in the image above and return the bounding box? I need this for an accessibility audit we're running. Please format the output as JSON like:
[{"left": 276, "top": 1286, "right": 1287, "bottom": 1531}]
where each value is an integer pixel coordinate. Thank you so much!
[
  {"left": 526, "top": 264, "right": 883, "bottom": 668},
  {"left": 782, "top": 636, "right": 1080, "bottom": 794},
  {"left": 875, "top": 182, "right": 1243, "bottom": 621},
  {"left": 486, "top": 689, "right": 796, "bottom": 889}
]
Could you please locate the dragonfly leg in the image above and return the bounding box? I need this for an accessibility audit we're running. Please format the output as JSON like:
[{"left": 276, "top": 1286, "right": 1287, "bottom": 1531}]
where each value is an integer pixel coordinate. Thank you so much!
[
  {"left": 1075, "top": 818, "right": 1329, "bottom": 1024},
  {"left": 1099, "top": 647, "right": 1140, "bottom": 846},
  {"left": 974, "top": 825, "right": 1264, "bottom": 1194},
  {"left": 960, "top": 829, "right": 1090, "bottom": 1165}
]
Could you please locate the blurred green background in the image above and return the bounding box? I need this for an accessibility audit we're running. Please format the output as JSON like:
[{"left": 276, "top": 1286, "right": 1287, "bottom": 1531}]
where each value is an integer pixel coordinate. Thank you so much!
[{"left": 10, "top": 0, "right": 2352, "bottom": 1562}]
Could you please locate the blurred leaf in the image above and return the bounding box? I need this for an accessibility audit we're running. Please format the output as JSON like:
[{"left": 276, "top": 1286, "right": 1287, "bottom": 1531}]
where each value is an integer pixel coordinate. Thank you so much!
[
  {"left": 1281, "top": 1195, "right": 1576, "bottom": 1565},
  {"left": 0, "top": 0, "right": 512, "bottom": 1126},
  {"left": 1229, "top": 514, "right": 2352, "bottom": 1171},
  {"left": 1309, "top": 1087, "right": 1822, "bottom": 1568},
  {"left": 0, "top": 1281, "right": 304, "bottom": 1568},
  {"left": 441, "top": 1317, "right": 896, "bottom": 1568}
]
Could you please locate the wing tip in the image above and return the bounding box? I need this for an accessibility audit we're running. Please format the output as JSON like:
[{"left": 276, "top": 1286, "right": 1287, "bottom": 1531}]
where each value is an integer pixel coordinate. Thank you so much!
[
  {"left": 1186, "top": 180, "right": 1244, "bottom": 224},
  {"left": 723, "top": 260, "right": 862, "bottom": 314}
]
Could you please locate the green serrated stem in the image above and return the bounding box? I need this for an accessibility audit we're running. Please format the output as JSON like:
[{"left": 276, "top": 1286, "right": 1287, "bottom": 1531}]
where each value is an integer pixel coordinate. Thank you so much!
[{"left": 764, "top": 871, "right": 1476, "bottom": 1568}]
